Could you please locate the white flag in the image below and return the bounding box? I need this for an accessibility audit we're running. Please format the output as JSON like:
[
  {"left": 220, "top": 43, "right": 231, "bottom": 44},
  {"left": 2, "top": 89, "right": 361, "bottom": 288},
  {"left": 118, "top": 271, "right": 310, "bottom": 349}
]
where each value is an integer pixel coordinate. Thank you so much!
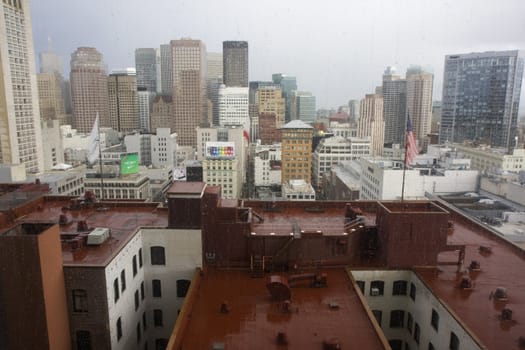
[{"left": 87, "top": 114, "right": 100, "bottom": 164}]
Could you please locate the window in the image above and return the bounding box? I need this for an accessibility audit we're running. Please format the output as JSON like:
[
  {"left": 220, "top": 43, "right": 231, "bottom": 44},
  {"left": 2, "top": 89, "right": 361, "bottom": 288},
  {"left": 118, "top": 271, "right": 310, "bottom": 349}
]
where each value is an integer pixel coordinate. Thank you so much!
[
  {"left": 410, "top": 282, "right": 416, "bottom": 301},
  {"left": 390, "top": 310, "right": 405, "bottom": 328},
  {"left": 139, "top": 248, "right": 143, "bottom": 268},
  {"left": 389, "top": 339, "right": 403, "bottom": 350},
  {"left": 76, "top": 330, "right": 92, "bottom": 350},
  {"left": 120, "top": 270, "right": 126, "bottom": 292},
  {"left": 370, "top": 280, "right": 384, "bottom": 296},
  {"left": 72, "top": 289, "right": 88, "bottom": 313},
  {"left": 150, "top": 246, "right": 166, "bottom": 265},
  {"left": 116, "top": 317, "right": 122, "bottom": 341},
  {"left": 140, "top": 281, "right": 145, "bottom": 300},
  {"left": 114, "top": 278, "right": 119, "bottom": 303},
  {"left": 177, "top": 279, "right": 191, "bottom": 297},
  {"left": 137, "top": 322, "right": 142, "bottom": 343},
  {"left": 142, "top": 311, "right": 147, "bottom": 331},
  {"left": 133, "top": 255, "right": 138, "bottom": 276},
  {"left": 414, "top": 323, "right": 420, "bottom": 344},
  {"left": 392, "top": 280, "right": 408, "bottom": 295},
  {"left": 449, "top": 332, "right": 459, "bottom": 350},
  {"left": 407, "top": 312, "right": 413, "bottom": 334},
  {"left": 431, "top": 309, "right": 439, "bottom": 331},
  {"left": 135, "top": 290, "right": 140, "bottom": 310},
  {"left": 155, "top": 338, "right": 168, "bottom": 350},
  {"left": 372, "top": 309, "right": 382, "bottom": 326},
  {"left": 356, "top": 280, "right": 365, "bottom": 294},
  {"left": 154, "top": 309, "right": 163, "bottom": 327},
  {"left": 152, "top": 279, "right": 162, "bottom": 298}
]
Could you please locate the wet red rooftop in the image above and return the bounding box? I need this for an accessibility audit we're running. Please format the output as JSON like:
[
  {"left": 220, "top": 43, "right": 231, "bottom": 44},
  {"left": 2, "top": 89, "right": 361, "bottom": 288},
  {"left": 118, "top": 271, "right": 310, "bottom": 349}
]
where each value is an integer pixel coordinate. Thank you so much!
[{"left": 174, "top": 267, "right": 388, "bottom": 350}]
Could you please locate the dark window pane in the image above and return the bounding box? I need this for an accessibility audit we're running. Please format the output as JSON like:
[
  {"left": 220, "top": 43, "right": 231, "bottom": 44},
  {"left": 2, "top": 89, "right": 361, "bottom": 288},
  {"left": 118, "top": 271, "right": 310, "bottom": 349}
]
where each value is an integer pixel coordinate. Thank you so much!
[
  {"left": 372, "top": 309, "right": 382, "bottom": 326},
  {"left": 121, "top": 270, "right": 126, "bottom": 292},
  {"left": 133, "top": 255, "right": 138, "bottom": 276},
  {"left": 410, "top": 282, "right": 416, "bottom": 301},
  {"left": 154, "top": 309, "right": 163, "bottom": 327},
  {"left": 72, "top": 289, "right": 88, "bottom": 313},
  {"left": 76, "top": 330, "right": 92, "bottom": 350},
  {"left": 389, "top": 339, "right": 403, "bottom": 350},
  {"left": 431, "top": 309, "right": 439, "bottom": 331},
  {"left": 390, "top": 310, "right": 405, "bottom": 328},
  {"left": 356, "top": 280, "right": 365, "bottom": 294},
  {"left": 177, "top": 279, "right": 191, "bottom": 298},
  {"left": 392, "top": 280, "right": 407, "bottom": 295},
  {"left": 414, "top": 323, "right": 420, "bottom": 344},
  {"left": 450, "top": 332, "right": 459, "bottom": 350},
  {"left": 139, "top": 248, "right": 143, "bottom": 268},
  {"left": 151, "top": 246, "right": 165, "bottom": 265},
  {"left": 370, "top": 280, "right": 384, "bottom": 296},
  {"left": 114, "top": 278, "right": 119, "bottom": 303},
  {"left": 117, "top": 317, "right": 122, "bottom": 340},
  {"left": 135, "top": 290, "right": 140, "bottom": 310},
  {"left": 153, "top": 279, "right": 162, "bottom": 298}
]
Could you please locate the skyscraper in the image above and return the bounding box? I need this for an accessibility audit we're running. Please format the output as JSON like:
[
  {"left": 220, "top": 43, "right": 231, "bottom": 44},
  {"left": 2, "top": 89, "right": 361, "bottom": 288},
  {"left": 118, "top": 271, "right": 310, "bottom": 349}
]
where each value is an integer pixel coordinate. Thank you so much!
[
  {"left": 0, "top": 0, "right": 44, "bottom": 173},
  {"left": 272, "top": 73, "right": 297, "bottom": 123},
  {"left": 160, "top": 44, "right": 173, "bottom": 95},
  {"left": 291, "top": 91, "right": 316, "bottom": 122},
  {"left": 207, "top": 52, "right": 223, "bottom": 126},
  {"left": 358, "top": 94, "right": 385, "bottom": 156},
  {"left": 171, "top": 39, "right": 207, "bottom": 147},
  {"left": 258, "top": 87, "right": 286, "bottom": 129},
  {"left": 37, "top": 72, "right": 66, "bottom": 122},
  {"left": 39, "top": 47, "right": 63, "bottom": 76},
  {"left": 70, "top": 47, "right": 109, "bottom": 132},
  {"left": 281, "top": 120, "right": 313, "bottom": 184},
  {"left": 218, "top": 86, "right": 249, "bottom": 132},
  {"left": 135, "top": 48, "right": 158, "bottom": 93},
  {"left": 223, "top": 41, "right": 248, "bottom": 87},
  {"left": 382, "top": 66, "right": 406, "bottom": 145},
  {"left": 138, "top": 88, "right": 154, "bottom": 132},
  {"left": 406, "top": 66, "right": 433, "bottom": 151},
  {"left": 440, "top": 51, "right": 524, "bottom": 149},
  {"left": 108, "top": 68, "right": 139, "bottom": 133}
]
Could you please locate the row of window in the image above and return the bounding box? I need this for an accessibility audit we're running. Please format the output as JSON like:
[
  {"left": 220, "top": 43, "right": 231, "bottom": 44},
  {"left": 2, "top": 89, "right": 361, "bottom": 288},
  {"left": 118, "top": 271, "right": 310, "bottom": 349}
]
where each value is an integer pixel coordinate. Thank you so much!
[
  {"left": 388, "top": 332, "right": 458, "bottom": 350},
  {"left": 356, "top": 279, "right": 416, "bottom": 300},
  {"left": 114, "top": 249, "right": 144, "bottom": 303}
]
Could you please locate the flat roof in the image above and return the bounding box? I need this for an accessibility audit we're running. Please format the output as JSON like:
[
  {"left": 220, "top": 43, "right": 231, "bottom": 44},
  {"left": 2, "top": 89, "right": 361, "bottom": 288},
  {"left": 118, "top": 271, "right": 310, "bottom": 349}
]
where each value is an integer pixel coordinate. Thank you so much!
[
  {"left": 178, "top": 268, "right": 386, "bottom": 349},
  {"left": 415, "top": 211, "right": 525, "bottom": 349},
  {"left": 167, "top": 181, "right": 206, "bottom": 195},
  {"left": 8, "top": 197, "right": 168, "bottom": 266}
]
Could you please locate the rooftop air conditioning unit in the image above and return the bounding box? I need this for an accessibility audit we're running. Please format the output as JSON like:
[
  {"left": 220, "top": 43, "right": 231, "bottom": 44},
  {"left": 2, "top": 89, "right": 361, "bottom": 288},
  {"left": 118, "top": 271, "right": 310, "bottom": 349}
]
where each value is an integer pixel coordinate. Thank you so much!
[
  {"left": 87, "top": 227, "right": 110, "bottom": 245},
  {"left": 370, "top": 287, "right": 380, "bottom": 296}
]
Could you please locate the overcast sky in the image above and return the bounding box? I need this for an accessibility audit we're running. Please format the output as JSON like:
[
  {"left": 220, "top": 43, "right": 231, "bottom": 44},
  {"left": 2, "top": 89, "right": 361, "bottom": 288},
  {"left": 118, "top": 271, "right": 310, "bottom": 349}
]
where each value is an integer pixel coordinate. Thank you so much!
[{"left": 30, "top": 0, "right": 525, "bottom": 112}]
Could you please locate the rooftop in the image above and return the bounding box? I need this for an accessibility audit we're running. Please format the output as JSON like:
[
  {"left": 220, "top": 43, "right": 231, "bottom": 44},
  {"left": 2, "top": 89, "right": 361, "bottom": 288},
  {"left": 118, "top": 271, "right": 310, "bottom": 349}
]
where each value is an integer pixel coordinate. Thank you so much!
[{"left": 177, "top": 268, "right": 387, "bottom": 350}]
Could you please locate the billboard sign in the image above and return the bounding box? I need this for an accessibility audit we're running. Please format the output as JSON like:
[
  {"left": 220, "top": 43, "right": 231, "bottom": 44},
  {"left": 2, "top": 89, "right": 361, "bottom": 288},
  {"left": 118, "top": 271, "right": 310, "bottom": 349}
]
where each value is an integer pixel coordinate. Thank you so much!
[
  {"left": 120, "top": 153, "right": 139, "bottom": 175},
  {"left": 205, "top": 142, "right": 235, "bottom": 159}
]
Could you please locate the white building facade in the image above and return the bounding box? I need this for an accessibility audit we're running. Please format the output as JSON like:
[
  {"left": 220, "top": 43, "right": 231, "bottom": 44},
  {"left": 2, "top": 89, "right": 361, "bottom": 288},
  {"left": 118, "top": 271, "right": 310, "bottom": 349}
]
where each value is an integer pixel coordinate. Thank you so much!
[
  {"left": 218, "top": 86, "right": 249, "bottom": 132},
  {"left": 254, "top": 143, "right": 282, "bottom": 187}
]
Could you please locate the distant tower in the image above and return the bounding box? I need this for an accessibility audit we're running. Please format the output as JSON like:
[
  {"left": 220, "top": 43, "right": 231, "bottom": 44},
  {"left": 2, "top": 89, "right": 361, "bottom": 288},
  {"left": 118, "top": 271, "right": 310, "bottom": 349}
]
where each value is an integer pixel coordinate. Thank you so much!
[
  {"left": 207, "top": 52, "right": 223, "bottom": 126},
  {"left": 281, "top": 120, "right": 314, "bottom": 184},
  {"left": 258, "top": 87, "right": 286, "bottom": 130},
  {"left": 358, "top": 94, "right": 384, "bottom": 156},
  {"left": 218, "top": 85, "right": 249, "bottom": 132},
  {"left": 0, "top": 0, "right": 44, "bottom": 173},
  {"left": 223, "top": 41, "right": 248, "bottom": 87},
  {"left": 39, "top": 38, "right": 64, "bottom": 76},
  {"left": 37, "top": 72, "right": 66, "bottom": 123},
  {"left": 171, "top": 39, "right": 207, "bottom": 147},
  {"left": 406, "top": 66, "right": 433, "bottom": 152},
  {"left": 160, "top": 44, "right": 173, "bottom": 95},
  {"left": 272, "top": 73, "right": 297, "bottom": 123},
  {"left": 135, "top": 48, "right": 158, "bottom": 93},
  {"left": 291, "top": 91, "right": 316, "bottom": 123},
  {"left": 382, "top": 66, "right": 406, "bottom": 145},
  {"left": 137, "top": 88, "right": 154, "bottom": 132},
  {"left": 70, "top": 47, "right": 109, "bottom": 132},
  {"left": 440, "top": 51, "right": 524, "bottom": 149},
  {"left": 108, "top": 68, "right": 139, "bottom": 132}
]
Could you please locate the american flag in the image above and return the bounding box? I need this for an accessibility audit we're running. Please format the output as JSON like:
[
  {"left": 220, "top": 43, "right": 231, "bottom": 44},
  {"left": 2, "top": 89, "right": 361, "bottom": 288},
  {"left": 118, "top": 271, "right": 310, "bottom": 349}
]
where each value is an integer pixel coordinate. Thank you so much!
[{"left": 405, "top": 113, "right": 418, "bottom": 167}]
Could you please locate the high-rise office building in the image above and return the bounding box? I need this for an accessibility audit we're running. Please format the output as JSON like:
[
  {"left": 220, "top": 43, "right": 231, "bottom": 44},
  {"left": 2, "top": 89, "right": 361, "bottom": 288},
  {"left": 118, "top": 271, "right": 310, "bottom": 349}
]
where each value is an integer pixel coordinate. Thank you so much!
[
  {"left": 39, "top": 48, "right": 63, "bottom": 76},
  {"left": 0, "top": 0, "right": 44, "bottom": 174},
  {"left": 257, "top": 87, "right": 286, "bottom": 142},
  {"left": 223, "top": 41, "right": 248, "bottom": 87},
  {"left": 348, "top": 99, "right": 360, "bottom": 122},
  {"left": 207, "top": 52, "right": 223, "bottom": 80},
  {"left": 151, "top": 95, "right": 173, "bottom": 131},
  {"left": 171, "top": 39, "right": 207, "bottom": 147},
  {"left": 160, "top": 44, "right": 173, "bottom": 95},
  {"left": 291, "top": 91, "right": 316, "bottom": 122},
  {"left": 37, "top": 72, "right": 66, "bottom": 122},
  {"left": 218, "top": 86, "right": 249, "bottom": 132},
  {"left": 406, "top": 66, "right": 433, "bottom": 151},
  {"left": 281, "top": 120, "right": 313, "bottom": 184},
  {"left": 70, "top": 47, "right": 109, "bottom": 132},
  {"left": 108, "top": 68, "right": 139, "bottom": 133},
  {"left": 382, "top": 66, "right": 407, "bottom": 145},
  {"left": 440, "top": 51, "right": 524, "bottom": 149},
  {"left": 207, "top": 52, "right": 223, "bottom": 126},
  {"left": 138, "top": 88, "right": 154, "bottom": 132},
  {"left": 135, "top": 48, "right": 158, "bottom": 93},
  {"left": 272, "top": 73, "right": 297, "bottom": 123},
  {"left": 358, "top": 94, "right": 385, "bottom": 156}
]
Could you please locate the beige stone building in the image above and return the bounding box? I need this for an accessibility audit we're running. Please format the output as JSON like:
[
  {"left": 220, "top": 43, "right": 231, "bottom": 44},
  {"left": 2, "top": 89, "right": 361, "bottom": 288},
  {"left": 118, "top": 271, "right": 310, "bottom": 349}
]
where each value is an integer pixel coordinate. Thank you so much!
[
  {"left": 258, "top": 87, "right": 285, "bottom": 129},
  {"left": 108, "top": 69, "right": 139, "bottom": 133},
  {"left": 37, "top": 72, "right": 66, "bottom": 122},
  {"left": 151, "top": 95, "right": 173, "bottom": 131},
  {"left": 406, "top": 67, "right": 433, "bottom": 152},
  {"left": 358, "top": 94, "right": 384, "bottom": 157},
  {"left": 280, "top": 120, "right": 313, "bottom": 184}
]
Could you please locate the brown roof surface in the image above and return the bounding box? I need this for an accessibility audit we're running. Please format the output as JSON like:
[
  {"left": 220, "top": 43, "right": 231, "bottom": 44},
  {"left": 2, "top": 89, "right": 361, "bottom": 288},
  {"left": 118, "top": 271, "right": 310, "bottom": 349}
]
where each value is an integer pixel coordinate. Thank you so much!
[
  {"left": 247, "top": 202, "right": 349, "bottom": 236},
  {"left": 179, "top": 268, "right": 387, "bottom": 350},
  {"left": 12, "top": 197, "right": 167, "bottom": 266},
  {"left": 416, "top": 213, "right": 525, "bottom": 350}
]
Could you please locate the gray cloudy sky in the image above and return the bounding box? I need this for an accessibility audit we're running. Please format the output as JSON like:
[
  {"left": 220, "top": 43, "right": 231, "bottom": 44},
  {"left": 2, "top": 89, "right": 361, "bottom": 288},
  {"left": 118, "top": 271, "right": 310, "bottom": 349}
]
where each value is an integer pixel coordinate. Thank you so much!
[{"left": 30, "top": 0, "right": 525, "bottom": 112}]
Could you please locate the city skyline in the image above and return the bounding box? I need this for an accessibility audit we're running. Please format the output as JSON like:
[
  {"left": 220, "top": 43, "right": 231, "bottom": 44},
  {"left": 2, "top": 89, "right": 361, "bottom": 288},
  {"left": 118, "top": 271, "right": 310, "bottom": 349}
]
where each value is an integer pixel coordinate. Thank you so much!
[{"left": 30, "top": 0, "right": 525, "bottom": 112}]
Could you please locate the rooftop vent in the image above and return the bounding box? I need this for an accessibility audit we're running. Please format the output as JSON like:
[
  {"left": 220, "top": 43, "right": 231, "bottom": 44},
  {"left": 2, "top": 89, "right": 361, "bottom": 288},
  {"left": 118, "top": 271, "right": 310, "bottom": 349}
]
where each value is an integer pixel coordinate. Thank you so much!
[
  {"left": 459, "top": 277, "right": 473, "bottom": 289},
  {"left": 469, "top": 260, "right": 481, "bottom": 271},
  {"left": 479, "top": 245, "right": 492, "bottom": 254},
  {"left": 220, "top": 301, "right": 229, "bottom": 314},
  {"left": 494, "top": 287, "right": 508, "bottom": 300},
  {"left": 86, "top": 227, "right": 110, "bottom": 245},
  {"left": 501, "top": 308, "right": 513, "bottom": 321},
  {"left": 323, "top": 337, "right": 341, "bottom": 350},
  {"left": 276, "top": 332, "right": 288, "bottom": 346},
  {"left": 77, "top": 220, "right": 89, "bottom": 232}
]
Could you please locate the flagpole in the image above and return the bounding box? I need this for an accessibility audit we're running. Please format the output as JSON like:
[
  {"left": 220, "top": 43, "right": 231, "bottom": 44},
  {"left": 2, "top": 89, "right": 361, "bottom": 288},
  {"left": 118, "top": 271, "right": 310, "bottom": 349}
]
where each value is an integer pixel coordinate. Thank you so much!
[
  {"left": 401, "top": 137, "right": 408, "bottom": 202},
  {"left": 97, "top": 112, "right": 104, "bottom": 200}
]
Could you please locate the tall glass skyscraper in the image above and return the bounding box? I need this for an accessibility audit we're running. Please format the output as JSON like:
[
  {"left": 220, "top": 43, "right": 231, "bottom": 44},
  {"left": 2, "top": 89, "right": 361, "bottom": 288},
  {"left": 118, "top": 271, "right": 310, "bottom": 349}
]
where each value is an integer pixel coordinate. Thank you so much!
[{"left": 440, "top": 51, "right": 524, "bottom": 149}]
